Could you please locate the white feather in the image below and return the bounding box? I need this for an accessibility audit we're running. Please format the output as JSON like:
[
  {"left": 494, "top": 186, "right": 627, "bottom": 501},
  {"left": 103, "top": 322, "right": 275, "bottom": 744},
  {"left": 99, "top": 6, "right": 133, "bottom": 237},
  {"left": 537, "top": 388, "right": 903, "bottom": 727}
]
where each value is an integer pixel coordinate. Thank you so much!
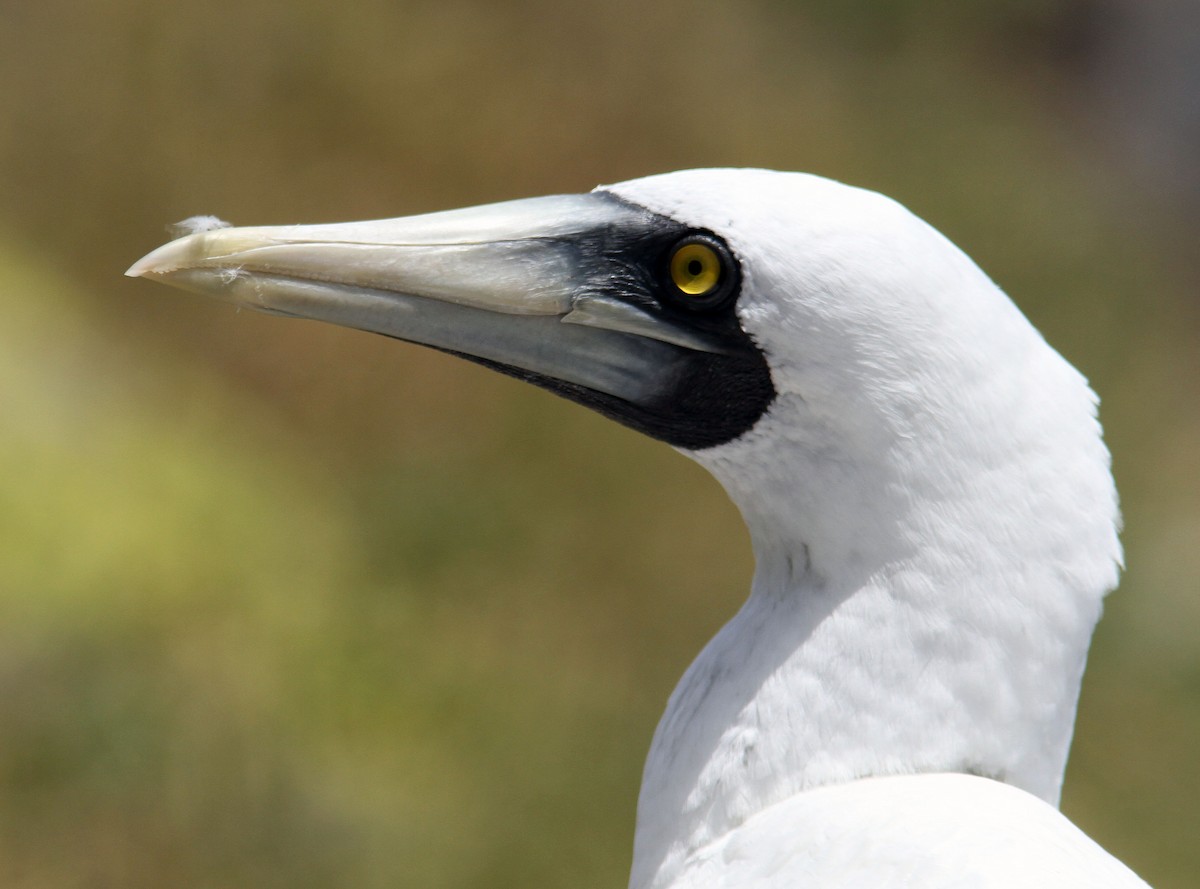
[
  {"left": 169, "top": 215, "right": 232, "bottom": 238},
  {"left": 672, "top": 774, "right": 1145, "bottom": 888},
  {"left": 600, "top": 170, "right": 1134, "bottom": 887}
]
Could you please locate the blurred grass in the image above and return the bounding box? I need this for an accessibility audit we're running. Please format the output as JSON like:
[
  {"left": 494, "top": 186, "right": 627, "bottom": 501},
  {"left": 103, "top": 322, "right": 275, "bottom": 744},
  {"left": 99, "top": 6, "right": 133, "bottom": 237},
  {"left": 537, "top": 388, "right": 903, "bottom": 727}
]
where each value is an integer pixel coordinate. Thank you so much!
[{"left": 1, "top": 1, "right": 1198, "bottom": 887}]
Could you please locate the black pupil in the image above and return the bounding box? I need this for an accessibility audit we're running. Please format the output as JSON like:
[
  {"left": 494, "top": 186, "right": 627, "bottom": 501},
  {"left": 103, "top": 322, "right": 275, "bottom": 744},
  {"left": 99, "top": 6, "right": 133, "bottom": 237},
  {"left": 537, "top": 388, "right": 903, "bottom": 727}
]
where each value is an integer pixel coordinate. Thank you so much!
[{"left": 687, "top": 259, "right": 704, "bottom": 277}]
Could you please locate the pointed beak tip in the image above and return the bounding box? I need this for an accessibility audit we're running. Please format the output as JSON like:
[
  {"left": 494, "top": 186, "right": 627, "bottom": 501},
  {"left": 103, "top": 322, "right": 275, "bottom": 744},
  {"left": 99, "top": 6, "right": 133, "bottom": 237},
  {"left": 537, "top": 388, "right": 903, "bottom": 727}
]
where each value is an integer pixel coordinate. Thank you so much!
[
  {"left": 127, "top": 215, "right": 240, "bottom": 279},
  {"left": 125, "top": 235, "right": 201, "bottom": 280},
  {"left": 124, "top": 255, "right": 157, "bottom": 278}
]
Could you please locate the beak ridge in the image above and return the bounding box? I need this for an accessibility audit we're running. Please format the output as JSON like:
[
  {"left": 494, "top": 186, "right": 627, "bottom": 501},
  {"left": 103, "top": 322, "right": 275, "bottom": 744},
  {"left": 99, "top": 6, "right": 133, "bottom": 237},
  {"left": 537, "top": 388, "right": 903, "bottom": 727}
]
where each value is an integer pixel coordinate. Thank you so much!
[
  {"left": 126, "top": 193, "right": 721, "bottom": 404},
  {"left": 127, "top": 189, "right": 776, "bottom": 450}
]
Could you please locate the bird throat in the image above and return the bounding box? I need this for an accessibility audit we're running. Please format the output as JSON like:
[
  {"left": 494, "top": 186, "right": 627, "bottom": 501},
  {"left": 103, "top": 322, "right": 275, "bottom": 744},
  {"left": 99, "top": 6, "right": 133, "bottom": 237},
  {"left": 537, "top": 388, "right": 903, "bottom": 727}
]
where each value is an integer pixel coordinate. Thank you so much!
[{"left": 628, "top": 430, "right": 1101, "bottom": 889}]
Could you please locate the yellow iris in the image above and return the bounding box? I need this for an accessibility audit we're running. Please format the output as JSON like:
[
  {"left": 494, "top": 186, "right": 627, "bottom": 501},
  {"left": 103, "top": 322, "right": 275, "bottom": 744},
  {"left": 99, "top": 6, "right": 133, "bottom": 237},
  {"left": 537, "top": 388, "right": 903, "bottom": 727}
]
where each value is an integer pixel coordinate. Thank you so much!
[{"left": 670, "top": 242, "right": 722, "bottom": 296}]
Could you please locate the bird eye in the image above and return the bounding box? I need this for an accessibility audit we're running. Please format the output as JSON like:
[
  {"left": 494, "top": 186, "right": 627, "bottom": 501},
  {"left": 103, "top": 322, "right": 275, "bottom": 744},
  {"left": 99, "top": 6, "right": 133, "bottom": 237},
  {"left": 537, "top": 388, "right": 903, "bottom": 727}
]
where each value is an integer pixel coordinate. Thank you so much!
[{"left": 665, "top": 235, "right": 737, "bottom": 311}]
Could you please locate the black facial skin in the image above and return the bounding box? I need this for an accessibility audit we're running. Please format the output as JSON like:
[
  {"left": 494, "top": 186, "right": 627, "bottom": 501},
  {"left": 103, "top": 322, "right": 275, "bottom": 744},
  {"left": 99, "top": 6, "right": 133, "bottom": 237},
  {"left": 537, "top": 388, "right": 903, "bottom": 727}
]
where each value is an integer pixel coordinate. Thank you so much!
[{"left": 435, "top": 196, "right": 776, "bottom": 451}]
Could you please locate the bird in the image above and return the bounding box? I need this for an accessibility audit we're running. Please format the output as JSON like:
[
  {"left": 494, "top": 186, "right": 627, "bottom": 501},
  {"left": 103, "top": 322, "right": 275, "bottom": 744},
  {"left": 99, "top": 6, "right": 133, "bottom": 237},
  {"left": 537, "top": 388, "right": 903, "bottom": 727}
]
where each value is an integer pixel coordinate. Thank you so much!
[{"left": 127, "top": 168, "right": 1147, "bottom": 887}]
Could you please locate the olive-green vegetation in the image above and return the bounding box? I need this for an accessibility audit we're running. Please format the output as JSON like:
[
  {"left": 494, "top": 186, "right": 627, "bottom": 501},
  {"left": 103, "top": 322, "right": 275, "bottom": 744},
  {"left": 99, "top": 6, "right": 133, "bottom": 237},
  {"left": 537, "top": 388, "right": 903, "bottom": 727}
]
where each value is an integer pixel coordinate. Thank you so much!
[{"left": 1, "top": 2, "right": 1197, "bottom": 886}]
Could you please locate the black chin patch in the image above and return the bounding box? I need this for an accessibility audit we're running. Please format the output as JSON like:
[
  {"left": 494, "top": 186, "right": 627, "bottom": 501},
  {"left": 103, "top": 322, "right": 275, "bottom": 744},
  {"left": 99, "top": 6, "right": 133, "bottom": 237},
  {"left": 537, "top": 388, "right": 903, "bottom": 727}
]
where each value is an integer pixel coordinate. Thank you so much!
[
  {"left": 402, "top": 192, "right": 777, "bottom": 450},
  {"left": 447, "top": 344, "right": 774, "bottom": 450}
]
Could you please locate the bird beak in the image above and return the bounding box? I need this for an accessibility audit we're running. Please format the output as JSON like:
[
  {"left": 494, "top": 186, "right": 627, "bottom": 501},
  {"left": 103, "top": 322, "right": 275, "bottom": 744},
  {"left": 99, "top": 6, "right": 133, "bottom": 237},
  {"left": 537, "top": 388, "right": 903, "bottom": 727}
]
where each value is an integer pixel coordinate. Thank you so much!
[
  {"left": 129, "top": 194, "right": 724, "bottom": 403},
  {"left": 127, "top": 191, "right": 773, "bottom": 449}
]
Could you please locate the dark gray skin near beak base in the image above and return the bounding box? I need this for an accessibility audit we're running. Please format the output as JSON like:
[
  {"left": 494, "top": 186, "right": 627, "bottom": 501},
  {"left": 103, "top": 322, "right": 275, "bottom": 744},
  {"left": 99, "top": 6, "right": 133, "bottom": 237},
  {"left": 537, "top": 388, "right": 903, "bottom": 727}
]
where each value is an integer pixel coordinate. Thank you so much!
[{"left": 127, "top": 191, "right": 774, "bottom": 450}]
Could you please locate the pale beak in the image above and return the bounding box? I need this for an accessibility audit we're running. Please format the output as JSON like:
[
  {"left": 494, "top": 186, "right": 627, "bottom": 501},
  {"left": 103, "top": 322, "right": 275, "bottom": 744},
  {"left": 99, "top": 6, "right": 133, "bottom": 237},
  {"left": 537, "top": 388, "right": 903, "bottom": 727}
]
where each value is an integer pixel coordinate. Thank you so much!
[{"left": 127, "top": 191, "right": 772, "bottom": 449}]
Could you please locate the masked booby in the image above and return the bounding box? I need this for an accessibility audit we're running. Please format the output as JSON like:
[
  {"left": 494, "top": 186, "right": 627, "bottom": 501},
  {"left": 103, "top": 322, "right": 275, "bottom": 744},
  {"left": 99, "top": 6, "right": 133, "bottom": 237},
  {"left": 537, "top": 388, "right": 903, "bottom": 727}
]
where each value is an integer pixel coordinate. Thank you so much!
[{"left": 128, "top": 169, "right": 1146, "bottom": 887}]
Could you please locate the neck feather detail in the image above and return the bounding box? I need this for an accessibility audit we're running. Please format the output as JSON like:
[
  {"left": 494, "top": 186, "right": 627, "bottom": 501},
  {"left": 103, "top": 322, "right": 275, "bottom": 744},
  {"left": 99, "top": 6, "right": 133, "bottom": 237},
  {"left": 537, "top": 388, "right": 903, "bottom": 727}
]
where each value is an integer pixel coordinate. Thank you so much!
[
  {"left": 609, "top": 170, "right": 1121, "bottom": 889},
  {"left": 629, "top": 343, "right": 1119, "bottom": 889}
]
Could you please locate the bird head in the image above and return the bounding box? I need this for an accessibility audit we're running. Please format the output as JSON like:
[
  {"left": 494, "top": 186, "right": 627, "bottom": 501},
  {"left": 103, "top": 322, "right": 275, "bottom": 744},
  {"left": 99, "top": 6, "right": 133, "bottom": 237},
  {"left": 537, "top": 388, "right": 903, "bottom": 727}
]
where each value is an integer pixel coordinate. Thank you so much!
[{"left": 129, "top": 169, "right": 1118, "bottom": 591}]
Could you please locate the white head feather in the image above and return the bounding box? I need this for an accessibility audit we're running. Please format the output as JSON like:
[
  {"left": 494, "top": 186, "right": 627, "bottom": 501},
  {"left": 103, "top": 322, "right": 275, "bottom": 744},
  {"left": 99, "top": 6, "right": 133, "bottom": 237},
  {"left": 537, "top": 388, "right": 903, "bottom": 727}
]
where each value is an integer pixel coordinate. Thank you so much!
[{"left": 603, "top": 170, "right": 1122, "bottom": 889}]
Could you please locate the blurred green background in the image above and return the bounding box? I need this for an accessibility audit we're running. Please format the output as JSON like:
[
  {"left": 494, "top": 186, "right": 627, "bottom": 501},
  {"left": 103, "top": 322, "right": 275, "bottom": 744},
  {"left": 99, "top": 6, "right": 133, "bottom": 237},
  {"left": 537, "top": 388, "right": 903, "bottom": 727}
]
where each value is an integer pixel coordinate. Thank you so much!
[{"left": 2, "top": 1, "right": 1198, "bottom": 886}]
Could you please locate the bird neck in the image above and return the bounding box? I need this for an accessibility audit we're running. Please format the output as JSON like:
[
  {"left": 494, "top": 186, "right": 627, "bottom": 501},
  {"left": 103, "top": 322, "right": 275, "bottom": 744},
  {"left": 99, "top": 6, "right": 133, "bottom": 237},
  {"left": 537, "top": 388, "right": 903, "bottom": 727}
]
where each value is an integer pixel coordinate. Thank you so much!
[{"left": 629, "top": 374, "right": 1119, "bottom": 889}]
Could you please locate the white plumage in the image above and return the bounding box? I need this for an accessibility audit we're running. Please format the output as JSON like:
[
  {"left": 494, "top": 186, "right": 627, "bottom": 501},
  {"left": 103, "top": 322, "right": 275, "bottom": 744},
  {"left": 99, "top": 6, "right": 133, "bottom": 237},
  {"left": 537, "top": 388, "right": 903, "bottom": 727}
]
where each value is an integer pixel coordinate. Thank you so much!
[
  {"left": 603, "top": 171, "right": 1134, "bottom": 888},
  {"left": 664, "top": 774, "right": 1144, "bottom": 887},
  {"left": 129, "top": 168, "right": 1146, "bottom": 887}
]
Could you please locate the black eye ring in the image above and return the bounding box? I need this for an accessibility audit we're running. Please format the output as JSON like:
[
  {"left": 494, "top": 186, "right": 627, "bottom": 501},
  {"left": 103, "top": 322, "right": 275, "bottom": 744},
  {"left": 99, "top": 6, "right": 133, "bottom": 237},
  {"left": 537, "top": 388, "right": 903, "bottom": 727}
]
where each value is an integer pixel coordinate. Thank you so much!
[{"left": 662, "top": 234, "right": 739, "bottom": 312}]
